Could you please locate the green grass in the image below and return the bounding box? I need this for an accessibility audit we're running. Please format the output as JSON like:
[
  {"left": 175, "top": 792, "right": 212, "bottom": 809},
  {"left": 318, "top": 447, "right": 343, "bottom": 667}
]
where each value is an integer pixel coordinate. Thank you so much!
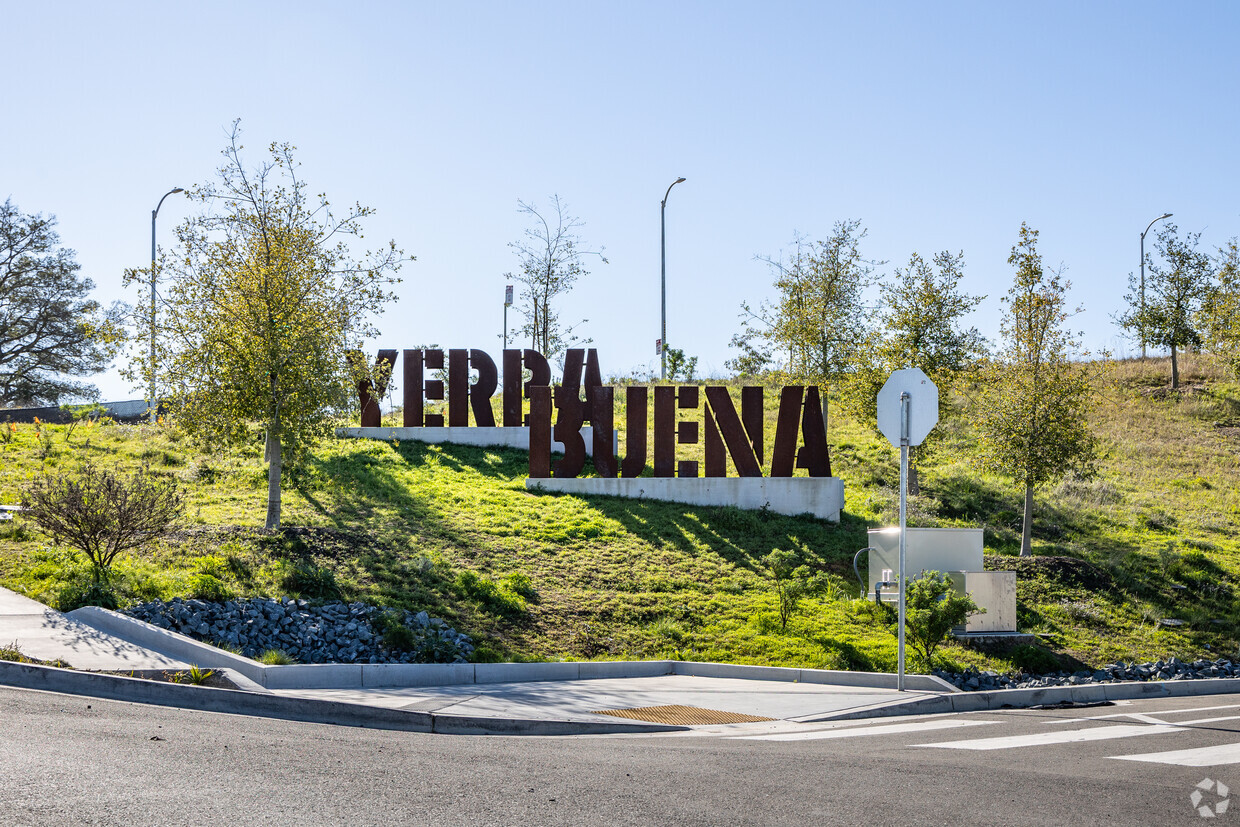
[{"left": 3, "top": 355, "right": 1240, "bottom": 674}]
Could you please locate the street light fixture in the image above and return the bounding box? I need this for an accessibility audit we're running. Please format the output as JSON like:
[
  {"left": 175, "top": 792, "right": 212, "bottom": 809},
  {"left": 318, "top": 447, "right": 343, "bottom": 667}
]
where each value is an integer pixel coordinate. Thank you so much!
[
  {"left": 1139, "top": 212, "right": 1173, "bottom": 360},
  {"left": 660, "top": 176, "right": 686, "bottom": 381},
  {"left": 150, "top": 187, "right": 185, "bottom": 422}
]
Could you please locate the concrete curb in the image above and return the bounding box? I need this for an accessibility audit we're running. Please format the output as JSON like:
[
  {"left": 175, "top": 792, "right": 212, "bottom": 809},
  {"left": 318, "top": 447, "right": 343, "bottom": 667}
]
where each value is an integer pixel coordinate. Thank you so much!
[
  {"left": 64, "top": 609, "right": 960, "bottom": 693},
  {"left": 808, "top": 676, "right": 1240, "bottom": 721},
  {"left": 0, "top": 661, "right": 685, "bottom": 736}
]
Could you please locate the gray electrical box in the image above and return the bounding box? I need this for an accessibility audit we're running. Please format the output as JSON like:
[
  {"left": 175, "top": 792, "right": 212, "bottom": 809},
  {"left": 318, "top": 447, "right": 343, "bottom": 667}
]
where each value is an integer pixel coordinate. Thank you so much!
[{"left": 866, "top": 527, "right": 984, "bottom": 597}]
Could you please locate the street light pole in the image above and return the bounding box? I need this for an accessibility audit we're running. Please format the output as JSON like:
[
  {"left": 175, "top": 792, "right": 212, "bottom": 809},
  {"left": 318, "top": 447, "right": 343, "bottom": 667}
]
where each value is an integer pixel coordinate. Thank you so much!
[
  {"left": 151, "top": 187, "right": 185, "bottom": 422},
  {"left": 1140, "top": 212, "right": 1173, "bottom": 360},
  {"left": 660, "top": 177, "right": 686, "bottom": 381}
]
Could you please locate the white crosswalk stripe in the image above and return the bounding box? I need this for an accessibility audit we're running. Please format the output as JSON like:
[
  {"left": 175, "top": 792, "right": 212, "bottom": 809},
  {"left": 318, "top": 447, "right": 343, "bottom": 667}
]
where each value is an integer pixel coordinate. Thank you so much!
[
  {"left": 1112, "top": 743, "right": 1240, "bottom": 767},
  {"left": 733, "top": 718, "right": 1000, "bottom": 742},
  {"left": 914, "top": 723, "right": 1186, "bottom": 750}
]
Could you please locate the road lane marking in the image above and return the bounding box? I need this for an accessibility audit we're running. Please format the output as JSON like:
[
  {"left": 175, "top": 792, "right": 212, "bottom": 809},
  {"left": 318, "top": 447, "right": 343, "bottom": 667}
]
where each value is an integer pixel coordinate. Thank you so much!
[
  {"left": 733, "top": 719, "right": 1000, "bottom": 742},
  {"left": 1112, "top": 743, "right": 1240, "bottom": 767},
  {"left": 915, "top": 723, "right": 1185, "bottom": 750},
  {"left": 1046, "top": 704, "right": 1240, "bottom": 726}
]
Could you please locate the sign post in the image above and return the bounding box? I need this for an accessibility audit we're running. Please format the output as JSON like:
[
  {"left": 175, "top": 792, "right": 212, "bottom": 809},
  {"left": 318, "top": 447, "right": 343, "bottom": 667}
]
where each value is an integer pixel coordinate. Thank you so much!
[
  {"left": 877, "top": 368, "right": 938, "bottom": 691},
  {"left": 503, "top": 285, "right": 513, "bottom": 349}
]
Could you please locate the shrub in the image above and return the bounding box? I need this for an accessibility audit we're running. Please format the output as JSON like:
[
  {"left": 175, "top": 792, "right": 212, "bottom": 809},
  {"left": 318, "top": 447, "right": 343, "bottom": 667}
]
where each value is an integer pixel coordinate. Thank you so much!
[
  {"left": 186, "top": 573, "right": 233, "bottom": 602},
  {"left": 258, "top": 649, "right": 296, "bottom": 665},
  {"left": 455, "top": 570, "right": 526, "bottom": 616},
  {"left": 56, "top": 579, "right": 119, "bottom": 612},
  {"left": 762, "top": 549, "right": 831, "bottom": 631},
  {"left": 902, "top": 570, "right": 982, "bottom": 667},
  {"left": 279, "top": 562, "right": 341, "bottom": 601},
  {"left": 502, "top": 572, "right": 538, "bottom": 601},
  {"left": 22, "top": 461, "right": 182, "bottom": 583}
]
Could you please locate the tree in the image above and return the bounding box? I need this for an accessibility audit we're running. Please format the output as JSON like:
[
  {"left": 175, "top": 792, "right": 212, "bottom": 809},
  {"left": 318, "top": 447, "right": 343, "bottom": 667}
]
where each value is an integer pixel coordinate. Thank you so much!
[
  {"left": 974, "top": 224, "right": 1097, "bottom": 557},
  {"left": 1119, "top": 223, "right": 1215, "bottom": 389},
  {"left": 663, "top": 345, "right": 698, "bottom": 382},
  {"left": 1204, "top": 239, "right": 1240, "bottom": 377},
  {"left": 734, "top": 222, "right": 880, "bottom": 423},
  {"left": 22, "top": 461, "right": 183, "bottom": 584},
  {"left": 0, "top": 199, "right": 123, "bottom": 406},
  {"left": 859, "top": 251, "right": 988, "bottom": 492},
  {"left": 506, "top": 196, "right": 606, "bottom": 365},
  {"left": 156, "top": 123, "right": 405, "bottom": 529},
  {"left": 762, "top": 549, "right": 833, "bottom": 631},
  {"left": 901, "top": 570, "right": 981, "bottom": 667}
]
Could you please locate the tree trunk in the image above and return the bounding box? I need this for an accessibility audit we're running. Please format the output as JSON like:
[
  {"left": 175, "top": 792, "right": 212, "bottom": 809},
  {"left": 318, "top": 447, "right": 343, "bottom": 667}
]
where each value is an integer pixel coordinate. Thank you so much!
[
  {"left": 1170, "top": 344, "right": 1180, "bottom": 390},
  {"left": 266, "top": 386, "right": 282, "bottom": 530},
  {"left": 1020, "top": 484, "right": 1034, "bottom": 557},
  {"left": 266, "top": 431, "right": 282, "bottom": 530}
]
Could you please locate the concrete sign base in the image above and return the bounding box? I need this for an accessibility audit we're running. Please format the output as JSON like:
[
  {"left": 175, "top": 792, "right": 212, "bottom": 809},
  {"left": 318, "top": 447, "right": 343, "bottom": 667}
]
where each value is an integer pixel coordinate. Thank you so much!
[
  {"left": 337, "top": 426, "right": 617, "bottom": 458},
  {"left": 524, "top": 476, "right": 844, "bottom": 522}
]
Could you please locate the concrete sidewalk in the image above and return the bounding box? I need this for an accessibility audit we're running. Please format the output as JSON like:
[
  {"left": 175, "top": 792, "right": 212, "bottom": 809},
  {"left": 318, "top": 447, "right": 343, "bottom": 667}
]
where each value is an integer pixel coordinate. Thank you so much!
[
  {"left": 9, "top": 585, "right": 1240, "bottom": 735},
  {"left": 0, "top": 588, "right": 189, "bottom": 670}
]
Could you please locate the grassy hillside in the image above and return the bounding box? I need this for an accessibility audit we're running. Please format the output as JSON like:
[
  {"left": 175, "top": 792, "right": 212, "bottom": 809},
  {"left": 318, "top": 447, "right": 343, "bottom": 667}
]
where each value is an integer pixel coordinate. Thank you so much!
[{"left": 2, "top": 354, "right": 1239, "bottom": 673}]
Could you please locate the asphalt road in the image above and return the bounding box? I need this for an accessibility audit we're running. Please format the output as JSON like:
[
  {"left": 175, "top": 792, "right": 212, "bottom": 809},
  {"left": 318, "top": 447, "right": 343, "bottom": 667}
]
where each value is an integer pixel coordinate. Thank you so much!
[{"left": 4, "top": 686, "right": 1240, "bottom": 826}]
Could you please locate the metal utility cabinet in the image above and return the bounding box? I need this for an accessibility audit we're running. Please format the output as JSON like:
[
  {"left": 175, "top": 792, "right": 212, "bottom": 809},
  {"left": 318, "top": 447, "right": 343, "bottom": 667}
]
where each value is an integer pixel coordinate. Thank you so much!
[{"left": 866, "top": 527, "right": 1017, "bottom": 634}]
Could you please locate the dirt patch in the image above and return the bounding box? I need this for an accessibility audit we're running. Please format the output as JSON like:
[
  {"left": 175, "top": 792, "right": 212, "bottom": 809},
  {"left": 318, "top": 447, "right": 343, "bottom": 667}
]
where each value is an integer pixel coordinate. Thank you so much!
[
  {"left": 97, "top": 668, "right": 240, "bottom": 690},
  {"left": 985, "top": 554, "right": 1112, "bottom": 591}
]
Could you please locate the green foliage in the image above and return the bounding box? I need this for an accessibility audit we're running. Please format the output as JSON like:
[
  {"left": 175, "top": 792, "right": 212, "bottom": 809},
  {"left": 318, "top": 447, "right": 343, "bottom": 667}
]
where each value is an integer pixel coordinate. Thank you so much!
[
  {"left": 973, "top": 224, "right": 1097, "bottom": 556},
  {"left": 505, "top": 196, "right": 605, "bottom": 363},
  {"left": 277, "top": 561, "right": 342, "bottom": 601},
  {"left": 56, "top": 578, "right": 119, "bottom": 612},
  {"left": 663, "top": 346, "right": 698, "bottom": 382},
  {"left": 0, "top": 198, "right": 123, "bottom": 407},
  {"left": 258, "top": 649, "right": 296, "bottom": 665},
  {"left": 902, "top": 570, "right": 981, "bottom": 667},
  {"left": 455, "top": 570, "right": 527, "bottom": 617},
  {"left": 1205, "top": 239, "right": 1240, "bottom": 379},
  {"left": 763, "top": 548, "right": 832, "bottom": 631},
  {"left": 1007, "top": 643, "right": 1062, "bottom": 674},
  {"left": 170, "top": 665, "right": 216, "bottom": 685},
  {"left": 741, "top": 223, "right": 879, "bottom": 397},
  {"left": 22, "top": 461, "right": 183, "bottom": 582},
  {"left": 186, "top": 572, "right": 233, "bottom": 602},
  {"left": 1120, "top": 223, "right": 1215, "bottom": 389},
  {"left": 144, "top": 121, "right": 406, "bottom": 530}
]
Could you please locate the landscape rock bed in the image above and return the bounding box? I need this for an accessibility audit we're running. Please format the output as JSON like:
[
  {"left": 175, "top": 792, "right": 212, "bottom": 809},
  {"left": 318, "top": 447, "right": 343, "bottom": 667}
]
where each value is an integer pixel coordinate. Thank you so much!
[
  {"left": 935, "top": 657, "right": 1240, "bottom": 691},
  {"left": 124, "top": 597, "right": 473, "bottom": 664}
]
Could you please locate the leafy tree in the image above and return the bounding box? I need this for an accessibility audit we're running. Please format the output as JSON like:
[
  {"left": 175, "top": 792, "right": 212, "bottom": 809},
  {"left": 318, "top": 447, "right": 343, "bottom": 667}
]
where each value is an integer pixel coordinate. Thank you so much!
[
  {"left": 663, "top": 345, "right": 698, "bottom": 382},
  {"left": 848, "top": 250, "right": 987, "bottom": 490},
  {"left": 156, "top": 123, "right": 405, "bottom": 529},
  {"left": 22, "top": 461, "right": 183, "bottom": 584},
  {"left": 1119, "top": 223, "right": 1215, "bottom": 389},
  {"left": 1205, "top": 239, "right": 1240, "bottom": 377},
  {"left": 901, "top": 570, "right": 981, "bottom": 667},
  {"left": 763, "top": 549, "right": 834, "bottom": 631},
  {"left": 506, "top": 196, "right": 606, "bottom": 366},
  {"left": 0, "top": 199, "right": 123, "bottom": 406},
  {"left": 974, "top": 224, "right": 1097, "bottom": 557}
]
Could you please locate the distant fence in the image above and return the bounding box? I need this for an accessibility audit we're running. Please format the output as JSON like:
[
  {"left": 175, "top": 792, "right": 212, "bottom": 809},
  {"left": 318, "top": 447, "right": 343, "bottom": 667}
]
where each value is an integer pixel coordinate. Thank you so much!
[{"left": 0, "top": 400, "right": 158, "bottom": 425}]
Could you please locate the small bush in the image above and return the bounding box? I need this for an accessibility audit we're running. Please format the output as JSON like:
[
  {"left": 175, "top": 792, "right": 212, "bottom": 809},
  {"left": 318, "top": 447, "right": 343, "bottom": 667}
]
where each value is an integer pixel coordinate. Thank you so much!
[
  {"left": 279, "top": 562, "right": 341, "bottom": 601},
  {"left": 22, "top": 461, "right": 182, "bottom": 583},
  {"left": 258, "top": 649, "right": 296, "bottom": 665},
  {"left": 455, "top": 570, "right": 526, "bottom": 616},
  {"left": 56, "top": 579, "right": 119, "bottom": 612},
  {"left": 186, "top": 573, "right": 233, "bottom": 602},
  {"left": 902, "top": 570, "right": 982, "bottom": 667},
  {"left": 502, "top": 572, "right": 538, "bottom": 601}
]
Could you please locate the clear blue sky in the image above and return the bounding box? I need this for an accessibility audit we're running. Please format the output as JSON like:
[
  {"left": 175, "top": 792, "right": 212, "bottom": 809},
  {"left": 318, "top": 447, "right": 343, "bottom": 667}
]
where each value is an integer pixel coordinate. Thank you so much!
[{"left": 5, "top": 1, "right": 1238, "bottom": 400}]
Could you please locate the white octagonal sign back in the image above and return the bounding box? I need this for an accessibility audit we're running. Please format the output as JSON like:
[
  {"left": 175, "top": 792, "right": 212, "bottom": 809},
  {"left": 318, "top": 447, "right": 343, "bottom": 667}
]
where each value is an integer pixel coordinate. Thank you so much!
[{"left": 877, "top": 368, "right": 939, "bottom": 448}]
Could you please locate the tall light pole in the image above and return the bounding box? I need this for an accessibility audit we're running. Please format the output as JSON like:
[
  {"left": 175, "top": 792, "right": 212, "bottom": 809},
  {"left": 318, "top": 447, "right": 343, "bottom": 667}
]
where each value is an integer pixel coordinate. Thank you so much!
[
  {"left": 151, "top": 187, "right": 184, "bottom": 422},
  {"left": 660, "top": 176, "right": 686, "bottom": 380},
  {"left": 1140, "top": 212, "right": 1172, "bottom": 360}
]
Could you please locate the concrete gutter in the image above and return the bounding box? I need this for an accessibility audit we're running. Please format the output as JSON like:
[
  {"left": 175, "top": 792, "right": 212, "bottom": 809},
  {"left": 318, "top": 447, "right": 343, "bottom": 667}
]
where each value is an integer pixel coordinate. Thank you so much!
[
  {"left": 804, "top": 676, "right": 1240, "bottom": 722},
  {"left": 0, "top": 661, "right": 684, "bottom": 736}
]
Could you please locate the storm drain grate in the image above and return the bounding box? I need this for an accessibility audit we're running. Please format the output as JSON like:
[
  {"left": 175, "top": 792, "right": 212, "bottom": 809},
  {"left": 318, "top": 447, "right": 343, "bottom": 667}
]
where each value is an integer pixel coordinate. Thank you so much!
[{"left": 591, "top": 705, "right": 775, "bottom": 725}]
